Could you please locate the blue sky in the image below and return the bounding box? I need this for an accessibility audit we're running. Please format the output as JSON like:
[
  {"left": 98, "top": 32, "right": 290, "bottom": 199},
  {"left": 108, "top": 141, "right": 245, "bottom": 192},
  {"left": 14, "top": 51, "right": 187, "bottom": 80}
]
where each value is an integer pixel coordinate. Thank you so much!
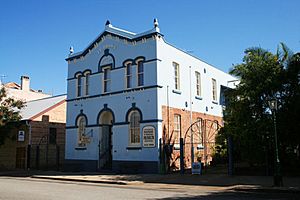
[{"left": 1, "top": 0, "right": 299, "bottom": 95}]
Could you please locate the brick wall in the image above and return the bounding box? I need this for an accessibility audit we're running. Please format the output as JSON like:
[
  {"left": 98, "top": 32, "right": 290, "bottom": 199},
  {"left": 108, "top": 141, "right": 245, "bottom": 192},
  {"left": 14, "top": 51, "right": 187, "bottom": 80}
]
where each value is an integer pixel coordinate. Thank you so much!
[
  {"left": 33, "top": 101, "right": 66, "bottom": 123},
  {"left": 161, "top": 105, "right": 222, "bottom": 170}
]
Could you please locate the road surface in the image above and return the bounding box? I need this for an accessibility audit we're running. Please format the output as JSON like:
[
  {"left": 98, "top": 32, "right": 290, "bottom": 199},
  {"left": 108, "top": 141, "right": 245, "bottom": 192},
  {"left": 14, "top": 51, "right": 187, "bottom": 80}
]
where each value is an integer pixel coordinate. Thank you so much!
[{"left": 0, "top": 177, "right": 299, "bottom": 200}]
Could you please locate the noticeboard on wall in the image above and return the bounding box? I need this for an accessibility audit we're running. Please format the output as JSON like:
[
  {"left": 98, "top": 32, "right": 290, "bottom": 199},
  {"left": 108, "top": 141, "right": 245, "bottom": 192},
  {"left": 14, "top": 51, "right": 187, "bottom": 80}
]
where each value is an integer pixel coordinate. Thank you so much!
[{"left": 143, "top": 126, "right": 155, "bottom": 147}]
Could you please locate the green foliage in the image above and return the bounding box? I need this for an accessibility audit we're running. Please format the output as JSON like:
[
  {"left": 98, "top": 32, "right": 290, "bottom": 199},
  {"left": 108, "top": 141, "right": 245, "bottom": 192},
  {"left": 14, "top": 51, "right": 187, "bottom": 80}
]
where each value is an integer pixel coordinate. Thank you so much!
[
  {"left": 218, "top": 44, "right": 300, "bottom": 167},
  {"left": 0, "top": 87, "right": 25, "bottom": 145}
]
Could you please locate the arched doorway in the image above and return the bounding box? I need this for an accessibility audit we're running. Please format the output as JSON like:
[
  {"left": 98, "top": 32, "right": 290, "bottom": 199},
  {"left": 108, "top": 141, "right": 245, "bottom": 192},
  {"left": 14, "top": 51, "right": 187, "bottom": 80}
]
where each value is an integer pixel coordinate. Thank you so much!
[{"left": 98, "top": 110, "right": 114, "bottom": 170}]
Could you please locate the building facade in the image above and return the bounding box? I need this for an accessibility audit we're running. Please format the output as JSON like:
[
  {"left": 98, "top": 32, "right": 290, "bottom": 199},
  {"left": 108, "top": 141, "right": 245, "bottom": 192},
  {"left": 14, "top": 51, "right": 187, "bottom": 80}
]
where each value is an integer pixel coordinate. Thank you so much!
[
  {"left": 0, "top": 95, "right": 66, "bottom": 170},
  {"left": 65, "top": 20, "right": 236, "bottom": 173}
]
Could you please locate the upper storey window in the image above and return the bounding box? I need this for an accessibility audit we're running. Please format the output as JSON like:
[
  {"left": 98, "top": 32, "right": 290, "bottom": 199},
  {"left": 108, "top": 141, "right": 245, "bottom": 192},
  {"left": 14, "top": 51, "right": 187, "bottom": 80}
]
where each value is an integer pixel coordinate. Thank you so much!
[
  {"left": 76, "top": 74, "right": 82, "bottom": 97},
  {"left": 173, "top": 62, "right": 180, "bottom": 90},
  {"left": 195, "top": 71, "right": 201, "bottom": 97},
  {"left": 84, "top": 71, "right": 90, "bottom": 96},
  {"left": 137, "top": 61, "right": 144, "bottom": 86},
  {"left": 103, "top": 66, "right": 111, "bottom": 93},
  {"left": 212, "top": 78, "right": 217, "bottom": 101},
  {"left": 125, "top": 63, "right": 132, "bottom": 88}
]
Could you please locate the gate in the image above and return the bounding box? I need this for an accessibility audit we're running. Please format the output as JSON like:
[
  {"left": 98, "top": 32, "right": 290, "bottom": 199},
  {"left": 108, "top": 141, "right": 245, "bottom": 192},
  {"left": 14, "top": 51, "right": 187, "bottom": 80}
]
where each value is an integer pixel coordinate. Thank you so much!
[
  {"left": 161, "top": 118, "right": 221, "bottom": 172},
  {"left": 28, "top": 144, "right": 63, "bottom": 170}
]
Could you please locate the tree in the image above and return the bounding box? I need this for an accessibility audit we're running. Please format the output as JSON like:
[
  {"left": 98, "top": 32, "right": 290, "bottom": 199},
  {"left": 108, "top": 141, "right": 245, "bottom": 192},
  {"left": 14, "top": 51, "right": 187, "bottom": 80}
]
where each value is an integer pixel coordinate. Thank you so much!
[
  {"left": 0, "top": 87, "right": 25, "bottom": 145},
  {"left": 217, "top": 44, "right": 300, "bottom": 173}
]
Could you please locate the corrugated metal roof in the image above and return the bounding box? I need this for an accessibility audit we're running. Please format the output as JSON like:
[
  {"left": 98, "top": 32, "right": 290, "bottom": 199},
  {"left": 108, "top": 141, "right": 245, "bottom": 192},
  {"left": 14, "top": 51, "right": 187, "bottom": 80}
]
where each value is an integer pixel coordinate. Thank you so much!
[{"left": 20, "top": 94, "right": 66, "bottom": 120}]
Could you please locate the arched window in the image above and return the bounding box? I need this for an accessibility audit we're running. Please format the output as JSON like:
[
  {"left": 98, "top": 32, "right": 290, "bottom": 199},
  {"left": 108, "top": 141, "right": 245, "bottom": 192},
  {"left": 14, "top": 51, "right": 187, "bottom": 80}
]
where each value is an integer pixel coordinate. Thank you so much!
[
  {"left": 128, "top": 110, "right": 141, "bottom": 146},
  {"left": 137, "top": 61, "right": 144, "bottom": 86},
  {"left": 76, "top": 74, "right": 82, "bottom": 97},
  {"left": 77, "top": 116, "right": 86, "bottom": 147}
]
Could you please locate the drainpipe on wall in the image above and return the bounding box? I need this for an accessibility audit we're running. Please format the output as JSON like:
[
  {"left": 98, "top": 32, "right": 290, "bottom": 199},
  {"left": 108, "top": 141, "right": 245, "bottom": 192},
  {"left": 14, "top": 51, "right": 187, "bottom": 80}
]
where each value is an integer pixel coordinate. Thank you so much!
[
  {"left": 189, "top": 66, "right": 194, "bottom": 164},
  {"left": 26, "top": 120, "right": 32, "bottom": 170},
  {"left": 26, "top": 120, "right": 32, "bottom": 145}
]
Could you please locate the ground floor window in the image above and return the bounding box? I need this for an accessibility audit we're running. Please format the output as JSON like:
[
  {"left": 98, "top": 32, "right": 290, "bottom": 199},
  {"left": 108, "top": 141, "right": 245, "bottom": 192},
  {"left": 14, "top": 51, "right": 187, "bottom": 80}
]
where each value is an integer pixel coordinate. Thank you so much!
[{"left": 128, "top": 110, "right": 141, "bottom": 146}]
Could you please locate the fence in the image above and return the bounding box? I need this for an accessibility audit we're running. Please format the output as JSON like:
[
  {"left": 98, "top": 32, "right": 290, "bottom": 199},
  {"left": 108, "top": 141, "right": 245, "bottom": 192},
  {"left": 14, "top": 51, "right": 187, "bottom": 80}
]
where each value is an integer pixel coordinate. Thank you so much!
[{"left": 27, "top": 144, "right": 64, "bottom": 171}]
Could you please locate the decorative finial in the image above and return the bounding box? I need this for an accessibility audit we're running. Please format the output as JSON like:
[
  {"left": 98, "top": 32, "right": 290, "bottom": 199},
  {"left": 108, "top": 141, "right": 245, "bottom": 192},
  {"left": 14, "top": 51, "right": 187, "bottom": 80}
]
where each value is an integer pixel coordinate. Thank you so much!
[
  {"left": 105, "top": 20, "right": 111, "bottom": 26},
  {"left": 154, "top": 18, "right": 159, "bottom": 27},
  {"left": 69, "top": 46, "right": 74, "bottom": 55}
]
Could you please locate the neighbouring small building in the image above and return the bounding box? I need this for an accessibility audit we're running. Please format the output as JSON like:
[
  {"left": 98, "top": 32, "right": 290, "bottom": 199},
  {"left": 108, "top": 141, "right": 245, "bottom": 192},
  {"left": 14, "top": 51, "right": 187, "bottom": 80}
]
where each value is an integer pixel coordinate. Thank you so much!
[
  {"left": 4, "top": 76, "right": 51, "bottom": 102},
  {"left": 65, "top": 20, "right": 237, "bottom": 173},
  {"left": 0, "top": 94, "right": 66, "bottom": 170}
]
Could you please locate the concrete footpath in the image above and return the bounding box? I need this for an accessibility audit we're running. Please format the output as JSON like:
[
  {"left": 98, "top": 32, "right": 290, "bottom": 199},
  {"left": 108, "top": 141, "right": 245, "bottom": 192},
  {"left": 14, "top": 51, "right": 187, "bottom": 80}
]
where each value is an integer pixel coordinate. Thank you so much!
[{"left": 1, "top": 170, "right": 300, "bottom": 193}]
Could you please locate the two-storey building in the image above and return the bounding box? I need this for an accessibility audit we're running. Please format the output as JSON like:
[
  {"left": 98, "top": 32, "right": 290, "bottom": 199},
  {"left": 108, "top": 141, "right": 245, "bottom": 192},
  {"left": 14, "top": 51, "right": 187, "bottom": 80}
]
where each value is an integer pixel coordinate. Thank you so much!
[{"left": 65, "top": 20, "right": 236, "bottom": 173}]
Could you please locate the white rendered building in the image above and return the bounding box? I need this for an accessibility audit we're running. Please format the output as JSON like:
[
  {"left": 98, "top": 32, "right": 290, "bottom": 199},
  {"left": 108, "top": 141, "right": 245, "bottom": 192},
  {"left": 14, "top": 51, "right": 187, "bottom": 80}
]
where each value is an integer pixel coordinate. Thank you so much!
[{"left": 65, "top": 20, "right": 236, "bottom": 172}]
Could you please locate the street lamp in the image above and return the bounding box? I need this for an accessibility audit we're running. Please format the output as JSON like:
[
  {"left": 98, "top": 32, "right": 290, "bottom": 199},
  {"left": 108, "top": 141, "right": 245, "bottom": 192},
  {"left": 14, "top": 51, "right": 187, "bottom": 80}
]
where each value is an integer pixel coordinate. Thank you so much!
[{"left": 268, "top": 98, "right": 283, "bottom": 187}]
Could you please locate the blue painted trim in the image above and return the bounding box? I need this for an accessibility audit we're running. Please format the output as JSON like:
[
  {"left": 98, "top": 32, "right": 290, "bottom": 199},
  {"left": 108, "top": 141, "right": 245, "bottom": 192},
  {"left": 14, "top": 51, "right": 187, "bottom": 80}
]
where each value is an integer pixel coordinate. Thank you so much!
[
  {"left": 212, "top": 101, "right": 218, "bottom": 105},
  {"left": 66, "top": 85, "right": 163, "bottom": 102},
  {"left": 97, "top": 105, "right": 115, "bottom": 124},
  {"left": 67, "top": 58, "right": 161, "bottom": 81},
  {"left": 66, "top": 126, "right": 77, "bottom": 129},
  {"left": 125, "top": 105, "right": 143, "bottom": 122},
  {"left": 195, "top": 96, "right": 203, "bottom": 100},
  {"left": 66, "top": 118, "right": 163, "bottom": 129},
  {"left": 141, "top": 119, "right": 163, "bottom": 123},
  {"left": 75, "top": 110, "right": 88, "bottom": 126},
  {"left": 172, "top": 89, "right": 182, "bottom": 95},
  {"left": 134, "top": 56, "right": 146, "bottom": 64},
  {"left": 98, "top": 49, "right": 115, "bottom": 71},
  {"left": 113, "top": 122, "right": 129, "bottom": 126},
  {"left": 126, "top": 147, "right": 142, "bottom": 150},
  {"left": 75, "top": 147, "right": 87, "bottom": 150},
  {"left": 66, "top": 31, "right": 163, "bottom": 61}
]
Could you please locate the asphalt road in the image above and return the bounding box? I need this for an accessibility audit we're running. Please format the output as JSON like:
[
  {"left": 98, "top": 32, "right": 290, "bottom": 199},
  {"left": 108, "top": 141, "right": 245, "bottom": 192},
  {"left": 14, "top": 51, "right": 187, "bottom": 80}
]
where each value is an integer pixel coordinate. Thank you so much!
[{"left": 0, "top": 177, "right": 299, "bottom": 200}]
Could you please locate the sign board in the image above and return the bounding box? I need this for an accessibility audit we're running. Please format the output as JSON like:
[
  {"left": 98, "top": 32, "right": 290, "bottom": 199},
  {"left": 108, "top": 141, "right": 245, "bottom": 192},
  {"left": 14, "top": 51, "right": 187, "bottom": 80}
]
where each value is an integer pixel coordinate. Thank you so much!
[
  {"left": 143, "top": 126, "right": 155, "bottom": 147},
  {"left": 192, "top": 162, "right": 202, "bottom": 175},
  {"left": 18, "top": 130, "right": 25, "bottom": 142}
]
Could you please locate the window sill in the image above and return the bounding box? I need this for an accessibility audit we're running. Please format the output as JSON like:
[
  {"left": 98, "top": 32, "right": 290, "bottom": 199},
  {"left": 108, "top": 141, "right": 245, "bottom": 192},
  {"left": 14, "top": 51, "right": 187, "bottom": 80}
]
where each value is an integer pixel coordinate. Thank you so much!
[
  {"left": 126, "top": 147, "right": 142, "bottom": 150},
  {"left": 212, "top": 100, "right": 218, "bottom": 105},
  {"left": 172, "top": 90, "right": 182, "bottom": 95},
  {"left": 195, "top": 96, "right": 203, "bottom": 100},
  {"left": 75, "top": 147, "right": 87, "bottom": 150}
]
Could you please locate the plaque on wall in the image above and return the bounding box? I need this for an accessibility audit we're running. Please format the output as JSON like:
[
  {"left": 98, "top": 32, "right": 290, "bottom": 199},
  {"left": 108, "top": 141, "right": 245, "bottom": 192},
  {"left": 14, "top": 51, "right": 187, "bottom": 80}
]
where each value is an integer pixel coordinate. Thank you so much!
[
  {"left": 18, "top": 130, "right": 25, "bottom": 142},
  {"left": 143, "top": 126, "right": 155, "bottom": 147}
]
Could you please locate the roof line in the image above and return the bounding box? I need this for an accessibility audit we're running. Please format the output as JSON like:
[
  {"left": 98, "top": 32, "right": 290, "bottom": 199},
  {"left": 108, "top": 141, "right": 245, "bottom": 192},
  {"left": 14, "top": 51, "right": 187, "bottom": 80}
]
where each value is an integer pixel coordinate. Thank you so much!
[
  {"left": 27, "top": 94, "right": 67, "bottom": 103},
  {"left": 162, "top": 38, "right": 231, "bottom": 75},
  {"left": 29, "top": 99, "right": 66, "bottom": 120}
]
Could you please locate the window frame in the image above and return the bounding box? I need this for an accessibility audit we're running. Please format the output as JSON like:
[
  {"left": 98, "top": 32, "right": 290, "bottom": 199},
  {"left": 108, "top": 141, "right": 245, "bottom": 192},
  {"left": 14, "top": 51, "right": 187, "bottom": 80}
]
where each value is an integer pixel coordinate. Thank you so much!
[
  {"left": 173, "top": 114, "right": 181, "bottom": 148},
  {"left": 77, "top": 116, "right": 86, "bottom": 147},
  {"left": 76, "top": 74, "right": 82, "bottom": 97},
  {"left": 173, "top": 62, "right": 180, "bottom": 90},
  {"left": 137, "top": 60, "right": 144, "bottom": 87},
  {"left": 128, "top": 110, "right": 141, "bottom": 147},
  {"left": 212, "top": 78, "right": 217, "bottom": 101},
  {"left": 196, "top": 118, "right": 203, "bottom": 148},
  {"left": 195, "top": 71, "right": 201, "bottom": 97},
  {"left": 84, "top": 71, "right": 90, "bottom": 96},
  {"left": 125, "top": 62, "right": 132, "bottom": 89},
  {"left": 103, "top": 66, "right": 111, "bottom": 93}
]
